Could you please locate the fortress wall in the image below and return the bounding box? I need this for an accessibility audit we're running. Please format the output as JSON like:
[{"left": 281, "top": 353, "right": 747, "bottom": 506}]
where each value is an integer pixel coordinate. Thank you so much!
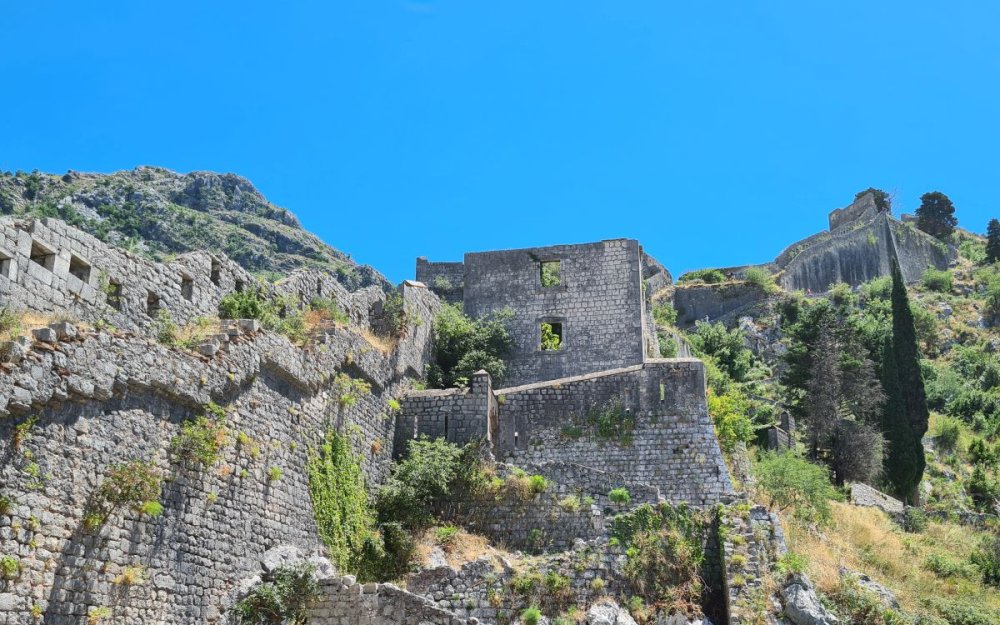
[
  {"left": 415, "top": 257, "right": 465, "bottom": 304},
  {"left": 673, "top": 283, "right": 770, "bottom": 328},
  {"left": 463, "top": 239, "right": 647, "bottom": 388},
  {"left": 0, "top": 283, "right": 439, "bottom": 624},
  {"left": 828, "top": 192, "right": 877, "bottom": 231},
  {"left": 495, "top": 360, "right": 734, "bottom": 507}
]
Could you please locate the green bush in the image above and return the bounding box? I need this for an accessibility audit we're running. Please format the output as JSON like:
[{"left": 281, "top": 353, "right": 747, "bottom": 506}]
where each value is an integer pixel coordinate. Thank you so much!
[
  {"left": 609, "top": 487, "right": 632, "bottom": 506},
  {"left": 426, "top": 303, "right": 513, "bottom": 388},
  {"left": 219, "top": 289, "right": 307, "bottom": 342},
  {"left": 707, "top": 388, "right": 756, "bottom": 453},
  {"left": 233, "top": 563, "right": 320, "bottom": 625},
  {"left": 376, "top": 436, "right": 465, "bottom": 530},
  {"left": 586, "top": 396, "right": 636, "bottom": 444},
  {"left": 85, "top": 460, "right": 163, "bottom": 530},
  {"left": 652, "top": 301, "right": 677, "bottom": 327},
  {"left": 902, "top": 507, "right": 928, "bottom": 533},
  {"left": 540, "top": 322, "right": 562, "bottom": 351},
  {"left": 934, "top": 416, "right": 962, "bottom": 453},
  {"left": 754, "top": 452, "right": 839, "bottom": 524},
  {"left": 521, "top": 606, "right": 542, "bottom": 625},
  {"left": 922, "top": 269, "right": 953, "bottom": 293},
  {"left": 971, "top": 535, "right": 1000, "bottom": 587},
  {"left": 860, "top": 276, "right": 893, "bottom": 302},
  {"left": 0, "top": 555, "right": 19, "bottom": 579},
  {"left": 688, "top": 321, "right": 760, "bottom": 383},
  {"left": 744, "top": 267, "right": 777, "bottom": 293},
  {"left": 679, "top": 268, "right": 726, "bottom": 284},
  {"left": 171, "top": 406, "right": 230, "bottom": 468},
  {"left": 776, "top": 552, "right": 808, "bottom": 576}
]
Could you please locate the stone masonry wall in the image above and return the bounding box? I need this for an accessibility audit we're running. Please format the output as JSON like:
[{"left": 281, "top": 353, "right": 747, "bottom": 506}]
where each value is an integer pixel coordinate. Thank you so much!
[
  {"left": 673, "top": 283, "right": 770, "bottom": 328},
  {"left": 0, "top": 216, "right": 385, "bottom": 334},
  {"left": 828, "top": 191, "right": 878, "bottom": 231},
  {"left": 395, "top": 371, "right": 495, "bottom": 456},
  {"left": 462, "top": 239, "right": 647, "bottom": 388},
  {"left": 0, "top": 280, "right": 440, "bottom": 624},
  {"left": 496, "top": 360, "right": 735, "bottom": 507},
  {"left": 306, "top": 575, "right": 469, "bottom": 625},
  {"left": 415, "top": 257, "right": 465, "bottom": 305}
]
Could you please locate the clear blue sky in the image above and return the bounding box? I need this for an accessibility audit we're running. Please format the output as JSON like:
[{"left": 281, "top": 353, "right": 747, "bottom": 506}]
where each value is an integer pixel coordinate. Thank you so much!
[{"left": 2, "top": 2, "right": 999, "bottom": 283}]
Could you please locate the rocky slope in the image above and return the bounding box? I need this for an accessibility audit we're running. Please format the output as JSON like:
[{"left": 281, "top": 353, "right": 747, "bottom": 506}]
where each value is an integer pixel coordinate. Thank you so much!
[{"left": 0, "top": 167, "right": 388, "bottom": 290}]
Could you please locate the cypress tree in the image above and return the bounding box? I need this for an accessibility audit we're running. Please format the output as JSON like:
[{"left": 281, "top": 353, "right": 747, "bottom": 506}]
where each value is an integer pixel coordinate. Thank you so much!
[
  {"left": 885, "top": 259, "right": 929, "bottom": 503},
  {"left": 986, "top": 218, "right": 1000, "bottom": 264}
]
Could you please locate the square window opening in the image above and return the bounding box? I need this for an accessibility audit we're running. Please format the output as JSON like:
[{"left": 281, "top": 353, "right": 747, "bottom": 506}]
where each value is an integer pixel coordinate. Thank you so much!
[
  {"left": 29, "top": 241, "right": 56, "bottom": 271},
  {"left": 181, "top": 274, "right": 194, "bottom": 301},
  {"left": 540, "top": 322, "right": 563, "bottom": 351},
  {"left": 146, "top": 291, "right": 161, "bottom": 317},
  {"left": 0, "top": 252, "right": 11, "bottom": 279},
  {"left": 68, "top": 255, "right": 91, "bottom": 282},
  {"left": 210, "top": 259, "right": 221, "bottom": 286},
  {"left": 540, "top": 260, "right": 561, "bottom": 287},
  {"left": 107, "top": 279, "right": 123, "bottom": 311}
]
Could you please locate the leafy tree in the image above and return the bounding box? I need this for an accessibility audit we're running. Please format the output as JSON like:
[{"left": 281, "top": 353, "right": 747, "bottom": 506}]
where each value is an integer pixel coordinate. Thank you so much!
[
  {"left": 426, "top": 303, "right": 513, "bottom": 388},
  {"left": 987, "top": 219, "right": 1000, "bottom": 264},
  {"left": 688, "top": 321, "right": 758, "bottom": 383},
  {"left": 855, "top": 187, "right": 891, "bottom": 213},
  {"left": 754, "top": 452, "right": 839, "bottom": 524},
  {"left": 829, "top": 420, "right": 884, "bottom": 485},
  {"left": 916, "top": 191, "right": 958, "bottom": 239}
]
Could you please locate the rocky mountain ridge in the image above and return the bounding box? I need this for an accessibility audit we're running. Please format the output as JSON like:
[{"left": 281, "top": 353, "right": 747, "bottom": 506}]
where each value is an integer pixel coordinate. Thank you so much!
[{"left": 0, "top": 167, "right": 388, "bottom": 291}]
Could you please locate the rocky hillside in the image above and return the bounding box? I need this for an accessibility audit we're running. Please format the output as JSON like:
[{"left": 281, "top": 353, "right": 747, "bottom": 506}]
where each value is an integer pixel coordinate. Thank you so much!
[{"left": 0, "top": 167, "right": 388, "bottom": 290}]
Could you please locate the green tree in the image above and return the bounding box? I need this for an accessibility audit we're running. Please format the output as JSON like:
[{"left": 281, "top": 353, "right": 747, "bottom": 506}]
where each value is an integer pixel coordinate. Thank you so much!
[
  {"left": 987, "top": 219, "right": 1000, "bottom": 264},
  {"left": 881, "top": 261, "right": 929, "bottom": 503},
  {"left": 855, "top": 187, "right": 891, "bottom": 213},
  {"left": 426, "top": 304, "right": 513, "bottom": 388},
  {"left": 916, "top": 191, "right": 957, "bottom": 239}
]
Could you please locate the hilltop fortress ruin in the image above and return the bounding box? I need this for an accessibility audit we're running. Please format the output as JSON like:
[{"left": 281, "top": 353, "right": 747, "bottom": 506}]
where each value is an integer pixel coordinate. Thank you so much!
[{"left": 0, "top": 187, "right": 957, "bottom": 624}]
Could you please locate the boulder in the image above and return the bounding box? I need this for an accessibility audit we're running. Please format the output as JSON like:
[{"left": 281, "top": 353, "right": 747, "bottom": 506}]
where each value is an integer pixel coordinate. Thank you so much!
[
  {"left": 587, "top": 599, "right": 638, "bottom": 625},
  {"left": 780, "top": 576, "right": 839, "bottom": 625}
]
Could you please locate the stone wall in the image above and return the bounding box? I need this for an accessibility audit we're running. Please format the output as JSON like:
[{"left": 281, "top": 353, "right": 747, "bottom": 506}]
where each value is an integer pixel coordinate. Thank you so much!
[
  {"left": 673, "top": 283, "right": 770, "bottom": 328},
  {"left": 395, "top": 371, "right": 496, "bottom": 455},
  {"left": 462, "top": 239, "right": 648, "bottom": 388},
  {"left": 415, "top": 257, "right": 465, "bottom": 305},
  {"left": 0, "top": 281, "right": 440, "bottom": 624},
  {"left": 778, "top": 213, "right": 953, "bottom": 293},
  {"left": 828, "top": 191, "right": 878, "bottom": 231},
  {"left": 721, "top": 505, "right": 787, "bottom": 624},
  {"left": 0, "top": 217, "right": 388, "bottom": 334},
  {"left": 306, "top": 575, "right": 469, "bottom": 625},
  {"left": 496, "top": 360, "right": 735, "bottom": 507}
]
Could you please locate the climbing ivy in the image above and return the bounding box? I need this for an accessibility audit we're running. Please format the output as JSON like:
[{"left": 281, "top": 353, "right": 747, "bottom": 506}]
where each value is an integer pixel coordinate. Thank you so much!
[{"left": 306, "top": 430, "right": 379, "bottom": 575}]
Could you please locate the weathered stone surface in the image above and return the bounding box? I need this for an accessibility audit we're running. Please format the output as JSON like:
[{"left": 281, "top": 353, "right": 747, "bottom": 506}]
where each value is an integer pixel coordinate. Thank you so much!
[{"left": 780, "top": 577, "right": 839, "bottom": 625}]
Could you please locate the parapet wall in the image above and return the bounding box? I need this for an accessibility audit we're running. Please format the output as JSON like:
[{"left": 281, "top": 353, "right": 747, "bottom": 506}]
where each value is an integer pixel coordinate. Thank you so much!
[
  {"left": 497, "top": 360, "right": 735, "bottom": 507},
  {"left": 0, "top": 280, "right": 440, "bottom": 624},
  {"left": 828, "top": 192, "right": 878, "bottom": 231},
  {"left": 414, "top": 257, "right": 465, "bottom": 304},
  {"left": 0, "top": 216, "right": 385, "bottom": 334}
]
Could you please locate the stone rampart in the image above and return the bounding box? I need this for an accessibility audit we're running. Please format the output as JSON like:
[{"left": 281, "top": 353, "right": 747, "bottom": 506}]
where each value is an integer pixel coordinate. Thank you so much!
[
  {"left": 496, "top": 360, "right": 735, "bottom": 507},
  {"left": 828, "top": 192, "right": 878, "bottom": 231},
  {"left": 673, "top": 283, "right": 770, "bottom": 328},
  {"left": 415, "top": 257, "right": 465, "bottom": 304},
  {"left": 306, "top": 575, "right": 469, "bottom": 625},
  {"left": 0, "top": 280, "right": 440, "bottom": 624}
]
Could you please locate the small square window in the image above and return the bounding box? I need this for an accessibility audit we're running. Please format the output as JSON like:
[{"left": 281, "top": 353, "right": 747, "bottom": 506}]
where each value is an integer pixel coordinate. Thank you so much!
[
  {"left": 146, "top": 291, "right": 161, "bottom": 317},
  {"left": 107, "top": 279, "right": 123, "bottom": 311},
  {"left": 540, "top": 260, "right": 561, "bottom": 287},
  {"left": 210, "top": 259, "right": 221, "bottom": 286},
  {"left": 30, "top": 241, "right": 56, "bottom": 271},
  {"left": 0, "top": 251, "right": 11, "bottom": 279},
  {"left": 68, "top": 255, "right": 91, "bottom": 282},
  {"left": 541, "top": 322, "right": 563, "bottom": 350},
  {"left": 181, "top": 274, "right": 194, "bottom": 301}
]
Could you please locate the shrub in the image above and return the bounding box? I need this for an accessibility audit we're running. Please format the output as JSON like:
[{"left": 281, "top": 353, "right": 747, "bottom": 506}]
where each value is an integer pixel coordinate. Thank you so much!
[
  {"left": 521, "top": 607, "right": 542, "bottom": 625},
  {"left": 558, "top": 495, "right": 581, "bottom": 512},
  {"left": 171, "top": 407, "right": 229, "bottom": 468},
  {"left": 860, "top": 276, "right": 893, "bottom": 302},
  {"left": 776, "top": 552, "right": 808, "bottom": 576},
  {"left": 0, "top": 307, "right": 23, "bottom": 341},
  {"left": 688, "top": 321, "right": 759, "bottom": 383},
  {"left": 754, "top": 452, "right": 839, "bottom": 524},
  {"left": 308, "top": 297, "right": 349, "bottom": 326},
  {"left": 434, "top": 525, "right": 459, "bottom": 549},
  {"left": 586, "top": 396, "right": 636, "bottom": 444},
  {"left": 679, "top": 268, "right": 726, "bottom": 284},
  {"left": 902, "top": 506, "right": 928, "bottom": 533},
  {"left": 971, "top": 535, "right": 1000, "bottom": 587},
  {"left": 334, "top": 373, "right": 371, "bottom": 407},
  {"left": 707, "top": 388, "right": 755, "bottom": 453},
  {"left": 934, "top": 416, "right": 962, "bottom": 453},
  {"left": 609, "top": 487, "right": 632, "bottom": 506},
  {"left": 376, "top": 436, "right": 464, "bottom": 529},
  {"left": 426, "top": 303, "right": 513, "bottom": 388},
  {"left": 268, "top": 467, "right": 283, "bottom": 481},
  {"left": 922, "top": 268, "right": 953, "bottom": 293},
  {"left": 528, "top": 474, "right": 548, "bottom": 494},
  {"left": 591, "top": 577, "right": 606, "bottom": 593},
  {"left": 744, "top": 266, "right": 777, "bottom": 293},
  {"left": 85, "top": 460, "right": 163, "bottom": 530},
  {"left": 0, "top": 555, "right": 19, "bottom": 579},
  {"left": 652, "top": 300, "right": 677, "bottom": 327},
  {"left": 233, "top": 563, "right": 320, "bottom": 625}
]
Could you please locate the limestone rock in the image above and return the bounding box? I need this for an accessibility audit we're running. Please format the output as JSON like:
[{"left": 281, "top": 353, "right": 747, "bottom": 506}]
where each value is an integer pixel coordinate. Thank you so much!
[
  {"left": 780, "top": 576, "right": 839, "bottom": 625},
  {"left": 587, "top": 599, "right": 638, "bottom": 625}
]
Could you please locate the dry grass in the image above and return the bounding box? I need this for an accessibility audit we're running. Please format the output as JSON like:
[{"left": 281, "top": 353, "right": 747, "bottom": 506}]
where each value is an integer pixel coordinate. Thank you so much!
[
  {"left": 1, "top": 309, "right": 88, "bottom": 342},
  {"left": 358, "top": 328, "right": 397, "bottom": 355},
  {"left": 176, "top": 316, "right": 220, "bottom": 346},
  {"left": 782, "top": 501, "right": 1000, "bottom": 616},
  {"left": 414, "top": 526, "right": 522, "bottom": 571}
]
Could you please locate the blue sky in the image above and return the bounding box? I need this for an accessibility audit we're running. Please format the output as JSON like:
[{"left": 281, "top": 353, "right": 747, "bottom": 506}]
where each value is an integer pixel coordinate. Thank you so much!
[{"left": 2, "top": 2, "right": 999, "bottom": 283}]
